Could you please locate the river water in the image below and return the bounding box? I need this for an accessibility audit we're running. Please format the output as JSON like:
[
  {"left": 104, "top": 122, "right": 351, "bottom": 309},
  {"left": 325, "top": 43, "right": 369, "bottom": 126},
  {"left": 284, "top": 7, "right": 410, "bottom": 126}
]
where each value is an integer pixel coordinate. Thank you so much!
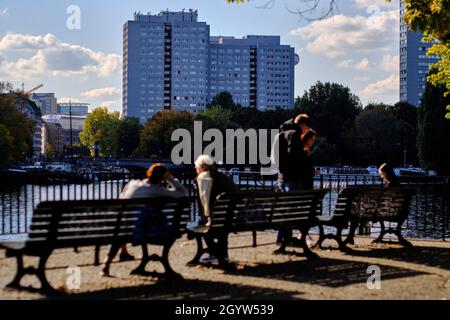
[{"left": 0, "top": 179, "right": 449, "bottom": 241}]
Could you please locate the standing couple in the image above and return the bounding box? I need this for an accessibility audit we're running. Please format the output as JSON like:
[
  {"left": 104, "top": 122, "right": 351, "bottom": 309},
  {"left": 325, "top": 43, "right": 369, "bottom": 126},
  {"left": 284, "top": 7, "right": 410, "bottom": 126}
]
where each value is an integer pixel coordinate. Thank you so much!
[{"left": 271, "top": 114, "right": 318, "bottom": 244}]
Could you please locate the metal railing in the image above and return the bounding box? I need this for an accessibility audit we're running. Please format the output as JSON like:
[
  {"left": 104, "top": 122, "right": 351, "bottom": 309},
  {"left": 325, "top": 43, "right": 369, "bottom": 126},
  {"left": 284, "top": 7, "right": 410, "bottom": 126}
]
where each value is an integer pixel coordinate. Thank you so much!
[{"left": 0, "top": 170, "right": 449, "bottom": 240}]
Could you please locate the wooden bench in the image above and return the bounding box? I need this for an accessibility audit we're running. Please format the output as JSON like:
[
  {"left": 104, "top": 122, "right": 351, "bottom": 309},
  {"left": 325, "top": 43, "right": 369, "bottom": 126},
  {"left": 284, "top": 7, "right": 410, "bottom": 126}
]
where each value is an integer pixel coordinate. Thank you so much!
[
  {"left": 314, "top": 186, "right": 416, "bottom": 250},
  {"left": 187, "top": 189, "right": 326, "bottom": 268},
  {"left": 0, "top": 197, "right": 191, "bottom": 293}
]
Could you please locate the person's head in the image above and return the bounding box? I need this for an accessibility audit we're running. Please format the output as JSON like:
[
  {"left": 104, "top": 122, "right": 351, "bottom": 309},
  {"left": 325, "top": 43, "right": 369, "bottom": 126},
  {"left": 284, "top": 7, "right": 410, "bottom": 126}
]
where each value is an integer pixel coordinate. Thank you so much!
[
  {"left": 378, "top": 163, "right": 397, "bottom": 183},
  {"left": 194, "top": 155, "right": 215, "bottom": 175},
  {"left": 302, "top": 129, "right": 317, "bottom": 150},
  {"left": 294, "top": 114, "right": 311, "bottom": 134},
  {"left": 146, "top": 163, "right": 168, "bottom": 184}
]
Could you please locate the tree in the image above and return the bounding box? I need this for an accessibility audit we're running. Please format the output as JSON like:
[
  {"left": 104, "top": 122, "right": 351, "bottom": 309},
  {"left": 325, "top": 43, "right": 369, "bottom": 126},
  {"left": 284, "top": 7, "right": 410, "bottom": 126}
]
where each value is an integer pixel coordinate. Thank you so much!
[
  {"left": 79, "top": 107, "right": 121, "bottom": 157},
  {"left": 113, "top": 117, "right": 142, "bottom": 157},
  {"left": 209, "top": 91, "right": 237, "bottom": 110},
  {"left": 196, "top": 105, "right": 236, "bottom": 131},
  {"left": 294, "top": 81, "right": 362, "bottom": 163},
  {"left": 311, "top": 136, "right": 337, "bottom": 166},
  {"left": 417, "top": 78, "right": 450, "bottom": 175},
  {"left": 139, "top": 110, "right": 194, "bottom": 159},
  {"left": 0, "top": 88, "right": 35, "bottom": 166},
  {"left": 0, "top": 124, "right": 14, "bottom": 167}
]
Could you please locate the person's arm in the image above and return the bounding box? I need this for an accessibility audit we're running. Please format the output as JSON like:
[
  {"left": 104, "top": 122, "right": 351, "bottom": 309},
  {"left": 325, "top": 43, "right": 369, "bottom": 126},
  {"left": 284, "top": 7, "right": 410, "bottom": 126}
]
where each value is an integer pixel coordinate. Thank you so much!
[
  {"left": 161, "top": 174, "right": 188, "bottom": 198},
  {"left": 197, "top": 171, "right": 213, "bottom": 225}
]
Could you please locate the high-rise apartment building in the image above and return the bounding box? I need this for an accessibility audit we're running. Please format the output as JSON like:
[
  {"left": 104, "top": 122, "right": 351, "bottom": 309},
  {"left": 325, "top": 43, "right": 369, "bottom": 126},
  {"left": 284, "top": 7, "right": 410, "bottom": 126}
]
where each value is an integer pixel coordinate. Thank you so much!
[
  {"left": 399, "top": 0, "right": 441, "bottom": 106},
  {"left": 123, "top": 10, "right": 299, "bottom": 123}
]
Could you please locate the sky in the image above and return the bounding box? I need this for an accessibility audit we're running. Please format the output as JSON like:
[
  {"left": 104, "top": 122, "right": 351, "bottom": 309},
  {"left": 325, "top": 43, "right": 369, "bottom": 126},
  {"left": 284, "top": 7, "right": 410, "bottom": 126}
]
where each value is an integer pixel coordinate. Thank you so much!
[{"left": 0, "top": 0, "right": 400, "bottom": 112}]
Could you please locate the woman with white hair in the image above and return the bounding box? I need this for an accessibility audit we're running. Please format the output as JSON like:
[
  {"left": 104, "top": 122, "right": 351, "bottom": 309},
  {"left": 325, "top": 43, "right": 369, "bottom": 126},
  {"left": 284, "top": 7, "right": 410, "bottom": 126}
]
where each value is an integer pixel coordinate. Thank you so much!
[{"left": 193, "top": 155, "right": 236, "bottom": 263}]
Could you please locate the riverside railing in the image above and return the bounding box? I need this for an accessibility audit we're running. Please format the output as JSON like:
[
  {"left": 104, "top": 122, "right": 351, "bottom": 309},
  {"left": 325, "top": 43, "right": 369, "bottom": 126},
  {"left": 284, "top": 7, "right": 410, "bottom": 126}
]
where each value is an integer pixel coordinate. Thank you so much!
[{"left": 0, "top": 170, "right": 449, "bottom": 240}]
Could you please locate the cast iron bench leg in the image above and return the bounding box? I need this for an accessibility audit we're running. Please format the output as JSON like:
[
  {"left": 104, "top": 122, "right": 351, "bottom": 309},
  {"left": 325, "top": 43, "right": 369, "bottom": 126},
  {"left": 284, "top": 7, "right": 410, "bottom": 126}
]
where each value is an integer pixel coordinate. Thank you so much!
[
  {"left": 161, "top": 240, "right": 182, "bottom": 279},
  {"left": 6, "top": 253, "right": 25, "bottom": 289},
  {"left": 299, "top": 227, "right": 319, "bottom": 259},
  {"left": 187, "top": 235, "right": 205, "bottom": 266},
  {"left": 313, "top": 224, "right": 326, "bottom": 249},
  {"left": 343, "top": 222, "right": 357, "bottom": 246},
  {"left": 94, "top": 245, "right": 101, "bottom": 266}
]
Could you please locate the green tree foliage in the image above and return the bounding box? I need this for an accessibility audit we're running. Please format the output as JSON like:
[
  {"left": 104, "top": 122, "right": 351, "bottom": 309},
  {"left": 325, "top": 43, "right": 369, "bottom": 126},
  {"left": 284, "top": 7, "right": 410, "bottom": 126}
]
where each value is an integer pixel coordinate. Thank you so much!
[
  {"left": 79, "top": 107, "right": 120, "bottom": 157},
  {"left": 196, "top": 105, "right": 236, "bottom": 131},
  {"left": 417, "top": 79, "right": 450, "bottom": 175},
  {"left": 209, "top": 91, "right": 237, "bottom": 110},
  {"left": 0, "top": 124, "right": 14, "bottom": 166},
  {"left": 311, "top": 136, "right": 337, "bottom": 166},
  {"left": 113, "top": 117, "right": 142, "bottom": 157},
  {"left": 139, "top": 110, "right": 194, "bottom": 159},
  {"left": 0, "top": 84, "right": 35, "bottom": 166},
  {"left": 294, "top": 81, "right": 362, "bottom": 163},
  {"left": 345, "top": 103, "right": 418, "bottom": 167}
]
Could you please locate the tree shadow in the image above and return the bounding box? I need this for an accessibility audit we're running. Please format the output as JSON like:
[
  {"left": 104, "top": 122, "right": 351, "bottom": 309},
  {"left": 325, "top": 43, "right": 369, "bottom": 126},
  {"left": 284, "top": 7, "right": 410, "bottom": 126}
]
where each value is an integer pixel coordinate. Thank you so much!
[
  {"left": 45, "top": 278, "right": 302, "bottom": 300},
  {"left": 345, "top": 245, "right": 450, "bottom": 270},
  {"left": 225, "top": 258, "right": 427, "bottom": 288}
]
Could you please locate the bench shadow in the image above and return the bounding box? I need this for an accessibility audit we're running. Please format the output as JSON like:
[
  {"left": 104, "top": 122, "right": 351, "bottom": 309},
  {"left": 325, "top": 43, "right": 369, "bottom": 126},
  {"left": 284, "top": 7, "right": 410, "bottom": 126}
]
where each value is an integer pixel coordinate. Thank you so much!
[
  {"left": 225, "top": 258, "right": 427, "bottom": 288},
  {"left": 345, "top": 245, "right": 450, "bottom": 270},
  {"left": 46, "top": 278, "right": 302, "bottom": 300}
]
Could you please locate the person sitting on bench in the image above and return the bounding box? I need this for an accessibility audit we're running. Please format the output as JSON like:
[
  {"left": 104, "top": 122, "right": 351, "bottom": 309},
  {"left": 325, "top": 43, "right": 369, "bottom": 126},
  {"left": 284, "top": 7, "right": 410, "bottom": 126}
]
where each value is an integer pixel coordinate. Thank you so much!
[
  {"left": 100, "top": 163, "right": 187, "bottom": 276},
  {"left": 194, "top": 155, "right": 236, "bottom": 264}
]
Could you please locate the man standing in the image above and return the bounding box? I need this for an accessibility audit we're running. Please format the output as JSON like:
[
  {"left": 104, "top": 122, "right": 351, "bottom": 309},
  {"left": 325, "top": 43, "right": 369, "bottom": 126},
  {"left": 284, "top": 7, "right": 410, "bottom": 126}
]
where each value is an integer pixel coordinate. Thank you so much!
[{"left": 271, "top": 114, "right": 313, "bottom": 243}]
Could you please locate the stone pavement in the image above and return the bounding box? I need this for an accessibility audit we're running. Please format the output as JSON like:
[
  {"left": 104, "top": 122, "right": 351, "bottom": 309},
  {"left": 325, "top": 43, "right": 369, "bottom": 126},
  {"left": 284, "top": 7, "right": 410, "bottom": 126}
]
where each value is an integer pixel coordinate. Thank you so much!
[{"left": 0, "top": 231, "right": 449, "bottom": 300}]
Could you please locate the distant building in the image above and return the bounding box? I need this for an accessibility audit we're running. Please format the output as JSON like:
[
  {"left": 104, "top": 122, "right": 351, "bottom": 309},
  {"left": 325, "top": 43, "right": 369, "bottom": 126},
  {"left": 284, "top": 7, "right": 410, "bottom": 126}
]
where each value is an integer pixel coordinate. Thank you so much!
[
  {"left": 16, "top": 96, "right": 43, "bottom": 158},
  {"left": 209, "top": 35, "right": 297, "bottom": 110},
  {"left": 29, "top": 93, "right": 58, "bottom": 115},
  {"left": 42, "top": 122, "right": 64, "bottom": 157},
  {"left": 123, "top": 10, "right": 299, "bottom": 122},
  {"left": 42, "top": 115, "right": 86, "bottom": 148},
  {"left": 57, "top": 103, "right": 90, "bottom": 116},
  {"left": 399, "top": 0, "right": 441, "bottom": 106}
]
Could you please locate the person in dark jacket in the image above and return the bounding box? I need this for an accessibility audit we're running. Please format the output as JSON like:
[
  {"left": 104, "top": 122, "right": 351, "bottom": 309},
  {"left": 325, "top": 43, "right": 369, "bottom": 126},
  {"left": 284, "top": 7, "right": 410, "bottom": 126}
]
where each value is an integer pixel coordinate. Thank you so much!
[
  {"left": 272, "top": 114, "right": 312, "bottom": 190},
  {"left": 271, "top": 114, "right": 313, "bottom": 243}
]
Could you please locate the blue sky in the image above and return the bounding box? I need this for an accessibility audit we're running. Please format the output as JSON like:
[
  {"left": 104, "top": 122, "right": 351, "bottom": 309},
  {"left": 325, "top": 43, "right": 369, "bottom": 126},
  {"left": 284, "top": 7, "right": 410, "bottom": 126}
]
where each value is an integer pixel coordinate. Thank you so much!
[{"left": 0, "top": 0, "right": 400, "bottom": 112}]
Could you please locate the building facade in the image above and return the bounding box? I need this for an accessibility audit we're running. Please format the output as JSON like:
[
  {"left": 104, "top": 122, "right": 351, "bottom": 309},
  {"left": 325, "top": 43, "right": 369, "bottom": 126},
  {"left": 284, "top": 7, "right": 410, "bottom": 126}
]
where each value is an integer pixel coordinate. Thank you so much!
[
  {"left": 123, "top": 10, "right": 298, "bottom": 122},
  {"left": 30, "top": 93, "right": 57, "bottom": 115},
  {"left": 42, "top": 122, "right": 64, "bottom": 157},
  {"left": 16, "top": 97, "right": 43, "bottom": 158},
  {"left": 42, "top": 115, "right": 86, "bottom": 148},
  {"left": 399, "top": 0, "right": 441, "bottom": 107},
  {"left": 57, "top": 103, "right": 89, "bottom": 116}
]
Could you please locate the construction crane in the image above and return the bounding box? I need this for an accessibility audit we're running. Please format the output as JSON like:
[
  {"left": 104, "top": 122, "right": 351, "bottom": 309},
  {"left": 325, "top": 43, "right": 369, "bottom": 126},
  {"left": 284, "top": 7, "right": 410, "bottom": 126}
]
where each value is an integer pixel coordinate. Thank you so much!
[{"left": 25, "top": 84, "right": 44, "bottom": 95}]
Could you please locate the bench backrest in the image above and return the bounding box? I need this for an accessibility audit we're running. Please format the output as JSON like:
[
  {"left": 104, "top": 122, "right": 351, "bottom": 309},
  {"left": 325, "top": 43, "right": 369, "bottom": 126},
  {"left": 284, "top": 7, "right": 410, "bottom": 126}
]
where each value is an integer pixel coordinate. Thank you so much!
[
  {"left": 210, "top": 190, "right": 326, "bottom": 231},
  {"left": 335, "top": 187, "right": 416, "bottom": 222},
  {"left": 28, "top": 197, "right": 191, "bottom": 247}
]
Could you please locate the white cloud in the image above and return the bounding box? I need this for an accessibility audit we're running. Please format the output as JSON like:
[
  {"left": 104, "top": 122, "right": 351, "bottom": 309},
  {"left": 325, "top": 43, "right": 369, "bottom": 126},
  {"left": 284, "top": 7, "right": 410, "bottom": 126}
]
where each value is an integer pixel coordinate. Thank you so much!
[
  {"left": 353, "top": 0, "right": 397, "bottom": 8},
  {"left": 355, "top": 58, "right": 375, "bottom": 71},
  {"left": 0, "top": 33, "right": 121, "bottom": 80},
  {"left": 0, "top": 8, "right": 9, "bottom": 17},
  {"left": 336, "top": 57, "right": 376, "bottom": 71},
  {"left": 290, "top": 10, "right": 399, "bottom": 59},
  {"left": 58, "top": 97, "right": 82, "bottom": 104},
  {"left": 98, "top": 99, "right": 122, "bottom": 113},
  {"left": 360, "top": 74, "right": 399, "bottom": 101},
  {"left": 81, "top": 87, "right": 120, "bottom": 99},
  {"left": 381, "top": 54, "right": 399, "bottom": 72},
  {"left": 336, "top": 59, "right": 354, "bottom": 69}
]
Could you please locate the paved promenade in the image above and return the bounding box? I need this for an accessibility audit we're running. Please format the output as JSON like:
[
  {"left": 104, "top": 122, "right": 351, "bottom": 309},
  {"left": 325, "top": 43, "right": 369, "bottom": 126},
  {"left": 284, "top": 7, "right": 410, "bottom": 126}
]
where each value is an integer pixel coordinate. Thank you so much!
[{"left": 1, "top": 232, "right": 449, "bottom": 300}]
